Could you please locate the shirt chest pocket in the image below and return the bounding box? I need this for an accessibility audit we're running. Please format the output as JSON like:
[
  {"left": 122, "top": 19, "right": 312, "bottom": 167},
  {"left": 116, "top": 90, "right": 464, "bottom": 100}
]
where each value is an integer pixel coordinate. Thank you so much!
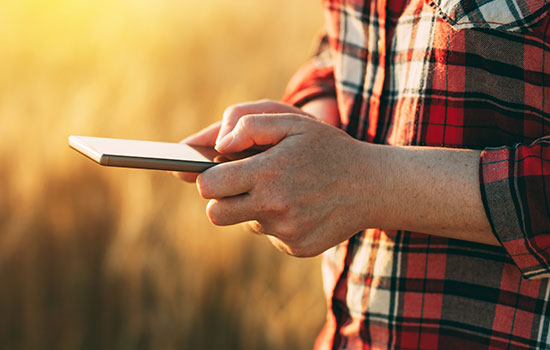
[{"left": 427, "top": 0, "right": 550, "bottom": 33}]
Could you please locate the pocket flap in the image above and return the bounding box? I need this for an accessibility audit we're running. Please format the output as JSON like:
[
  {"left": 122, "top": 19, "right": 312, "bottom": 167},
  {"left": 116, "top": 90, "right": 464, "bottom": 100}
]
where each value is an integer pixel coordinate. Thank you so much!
[{"left": 427, "top": 0, "right": 550, "bottom": 32}]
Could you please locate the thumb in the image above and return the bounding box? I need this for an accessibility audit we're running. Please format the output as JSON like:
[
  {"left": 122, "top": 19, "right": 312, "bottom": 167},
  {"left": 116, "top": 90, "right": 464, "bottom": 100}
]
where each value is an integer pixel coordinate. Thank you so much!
[{"left": 215, "top": 114, "right": 308, "bottom": 153}]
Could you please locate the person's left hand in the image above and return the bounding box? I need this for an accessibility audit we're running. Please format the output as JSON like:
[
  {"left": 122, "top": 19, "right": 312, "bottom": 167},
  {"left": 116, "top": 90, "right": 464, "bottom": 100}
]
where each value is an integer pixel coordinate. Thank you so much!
[{"left": 196, "top": 113, "right": 382, "bottom": 257}]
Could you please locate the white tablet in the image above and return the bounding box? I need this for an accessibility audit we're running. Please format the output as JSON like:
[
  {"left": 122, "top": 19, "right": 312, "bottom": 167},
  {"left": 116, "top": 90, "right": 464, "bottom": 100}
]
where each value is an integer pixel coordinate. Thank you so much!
[{"left": 68, "top": 136, "right": 255, "bottom": 173}]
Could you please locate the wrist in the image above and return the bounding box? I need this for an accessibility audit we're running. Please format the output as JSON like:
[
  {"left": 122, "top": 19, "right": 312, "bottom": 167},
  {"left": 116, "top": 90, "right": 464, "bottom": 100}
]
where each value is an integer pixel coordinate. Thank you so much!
[
  {"left": 353, "top": 141, "right": 391, "bottom": 231},
  {"left": 363, "top": 144, "right": 496, "bottom": 244}
]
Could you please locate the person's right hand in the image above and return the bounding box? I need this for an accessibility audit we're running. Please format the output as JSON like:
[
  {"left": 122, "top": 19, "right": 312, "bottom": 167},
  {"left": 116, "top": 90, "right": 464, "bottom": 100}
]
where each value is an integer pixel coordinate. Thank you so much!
[{"left": 174, "top": 99, "right": 317, "bottom": 182}]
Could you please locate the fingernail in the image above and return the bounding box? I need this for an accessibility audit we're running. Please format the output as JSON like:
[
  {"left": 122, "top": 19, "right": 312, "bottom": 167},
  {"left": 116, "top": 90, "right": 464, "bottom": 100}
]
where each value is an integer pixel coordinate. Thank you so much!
[
  {"left": 215, "top": 132, "right": 224, "bottom": 145},
  {"left": 215, "top": 132, "right": 234, "bottom": 151}
]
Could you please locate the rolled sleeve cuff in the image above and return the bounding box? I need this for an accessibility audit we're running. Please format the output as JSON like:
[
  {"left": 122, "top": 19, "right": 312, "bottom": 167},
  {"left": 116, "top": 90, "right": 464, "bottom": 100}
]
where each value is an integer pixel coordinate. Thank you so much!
[
  {"left": 480, "top": 144, "right": 550, "bottom": 280},
  {"left": 281, "top": 64, "right": 336, "bottom": 107}
]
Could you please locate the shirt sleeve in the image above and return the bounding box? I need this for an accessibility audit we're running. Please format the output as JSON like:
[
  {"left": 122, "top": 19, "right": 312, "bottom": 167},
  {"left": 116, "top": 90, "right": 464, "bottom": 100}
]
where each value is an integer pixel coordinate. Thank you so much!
[
  {"left": 480, "top": 136, "right": 550, "bottom": 280},
  {"left": 281, "top": 33, "right": 336, "bottom": 107}
]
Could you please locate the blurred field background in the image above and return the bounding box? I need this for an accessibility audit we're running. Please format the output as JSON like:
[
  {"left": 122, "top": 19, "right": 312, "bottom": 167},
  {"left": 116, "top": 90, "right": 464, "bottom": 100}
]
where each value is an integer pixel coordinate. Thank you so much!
[{"left": 0, "top": 0, "right": 326, "bottom": 349}]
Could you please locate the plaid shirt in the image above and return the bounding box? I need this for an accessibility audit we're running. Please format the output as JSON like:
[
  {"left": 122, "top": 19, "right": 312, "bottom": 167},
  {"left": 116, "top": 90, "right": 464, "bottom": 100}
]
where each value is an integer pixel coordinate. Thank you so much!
[{"left": 282, "top": 0, "right": 550, "bottom": 348}]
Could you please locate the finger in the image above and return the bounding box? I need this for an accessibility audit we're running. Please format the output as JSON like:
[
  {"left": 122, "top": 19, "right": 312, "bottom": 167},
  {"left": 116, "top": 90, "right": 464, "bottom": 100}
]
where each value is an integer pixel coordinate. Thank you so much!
[
  {"left": 172, "top": 121, "right": 221, "bottom": 181},
  {"left": 206, "top": 194, "right": 258, "bottom": 226},
  {"left": 180, "top": 121, "right": 221, "bottom": 146},
  {"left": 216, "top": 113, "right": 309, "bottom": 153},
  {"left": 172, "top": 171, "right": 199, "bottom": 183},
  {"left": 196, "top": 159, "right": 254, "bottom": 199},
  {"left": 217, "top": 104, "right": 246, "bottom": 146},
  {"left": 216, "top": 100, "right": 311, "bottom": 146}
]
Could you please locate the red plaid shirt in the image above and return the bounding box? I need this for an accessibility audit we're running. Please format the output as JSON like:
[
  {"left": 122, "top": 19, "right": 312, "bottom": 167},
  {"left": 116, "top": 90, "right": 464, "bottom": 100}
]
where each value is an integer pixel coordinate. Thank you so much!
[{"left": 282, "top": 0, "right": 550, "bottom": 348}]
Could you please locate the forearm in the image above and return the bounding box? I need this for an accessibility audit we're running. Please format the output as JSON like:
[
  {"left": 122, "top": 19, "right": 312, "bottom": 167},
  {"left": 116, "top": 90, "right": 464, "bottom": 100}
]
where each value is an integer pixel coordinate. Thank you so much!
[
  {"left": 297, "top": 100, "right": 497, "bottom": 245},
  {"left": 364, "top": 143, "right": 499, "bottom": 245},
  {"left": 299, "top": 97, "right": 496, "bottom": 245}
]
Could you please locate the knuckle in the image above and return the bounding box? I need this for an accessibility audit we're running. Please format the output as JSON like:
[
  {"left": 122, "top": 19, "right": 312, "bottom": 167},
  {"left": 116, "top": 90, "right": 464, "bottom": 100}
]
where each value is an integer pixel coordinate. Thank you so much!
[
  {"left": 238, "top": 114, "right": 256, "bottom": 130},
  {"left": 264, "top": 186, "right": 294, "bottom": 213},
  {"left": 223, "top": 105, "right": 245, "bottom": 123},
  {"left": 254, "top": 185, "right": 290, "bottom": 216},
  {"left": 275, "top": 220, "right": 300, "bottom": 241},
  {"left": 268, "top": 194, "right": 292, "bottom": 215},
  {"left": 223, "top": 104, "right": 240, "bottom": 116}
]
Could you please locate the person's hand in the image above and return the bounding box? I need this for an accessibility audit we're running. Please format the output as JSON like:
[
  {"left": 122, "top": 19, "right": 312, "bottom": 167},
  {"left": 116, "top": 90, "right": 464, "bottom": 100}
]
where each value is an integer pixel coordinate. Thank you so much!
[
  {"left": 196, "top": 113, "right": 381, "bottom": 257},
  {"left": 214, "top": 99, "right": 315, "bottom": 148},
  {"left": 172, "top": 121, "right": 222, "bottom": 182},
  {"left": 173, "top": 99, "right": 315, "bottom": 182}
]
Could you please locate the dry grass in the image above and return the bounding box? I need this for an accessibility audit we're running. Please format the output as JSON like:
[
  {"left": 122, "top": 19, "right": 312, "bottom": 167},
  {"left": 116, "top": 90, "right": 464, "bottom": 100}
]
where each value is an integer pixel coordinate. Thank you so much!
[{"left": 0, "top": 1, "right": 326, "bottom": 349}]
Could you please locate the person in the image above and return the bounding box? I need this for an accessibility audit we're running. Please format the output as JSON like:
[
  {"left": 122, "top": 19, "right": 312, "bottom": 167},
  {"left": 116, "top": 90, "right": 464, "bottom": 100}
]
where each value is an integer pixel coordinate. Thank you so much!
[{"left": 176, "top": 0, "right": 550, "bottom": 348}]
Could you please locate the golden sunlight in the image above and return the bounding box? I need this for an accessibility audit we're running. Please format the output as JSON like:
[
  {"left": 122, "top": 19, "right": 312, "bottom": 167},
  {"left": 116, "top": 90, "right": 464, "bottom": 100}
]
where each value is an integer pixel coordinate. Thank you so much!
[{"left": 0, "top": 0, "right": 325, "bottom": 348}]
